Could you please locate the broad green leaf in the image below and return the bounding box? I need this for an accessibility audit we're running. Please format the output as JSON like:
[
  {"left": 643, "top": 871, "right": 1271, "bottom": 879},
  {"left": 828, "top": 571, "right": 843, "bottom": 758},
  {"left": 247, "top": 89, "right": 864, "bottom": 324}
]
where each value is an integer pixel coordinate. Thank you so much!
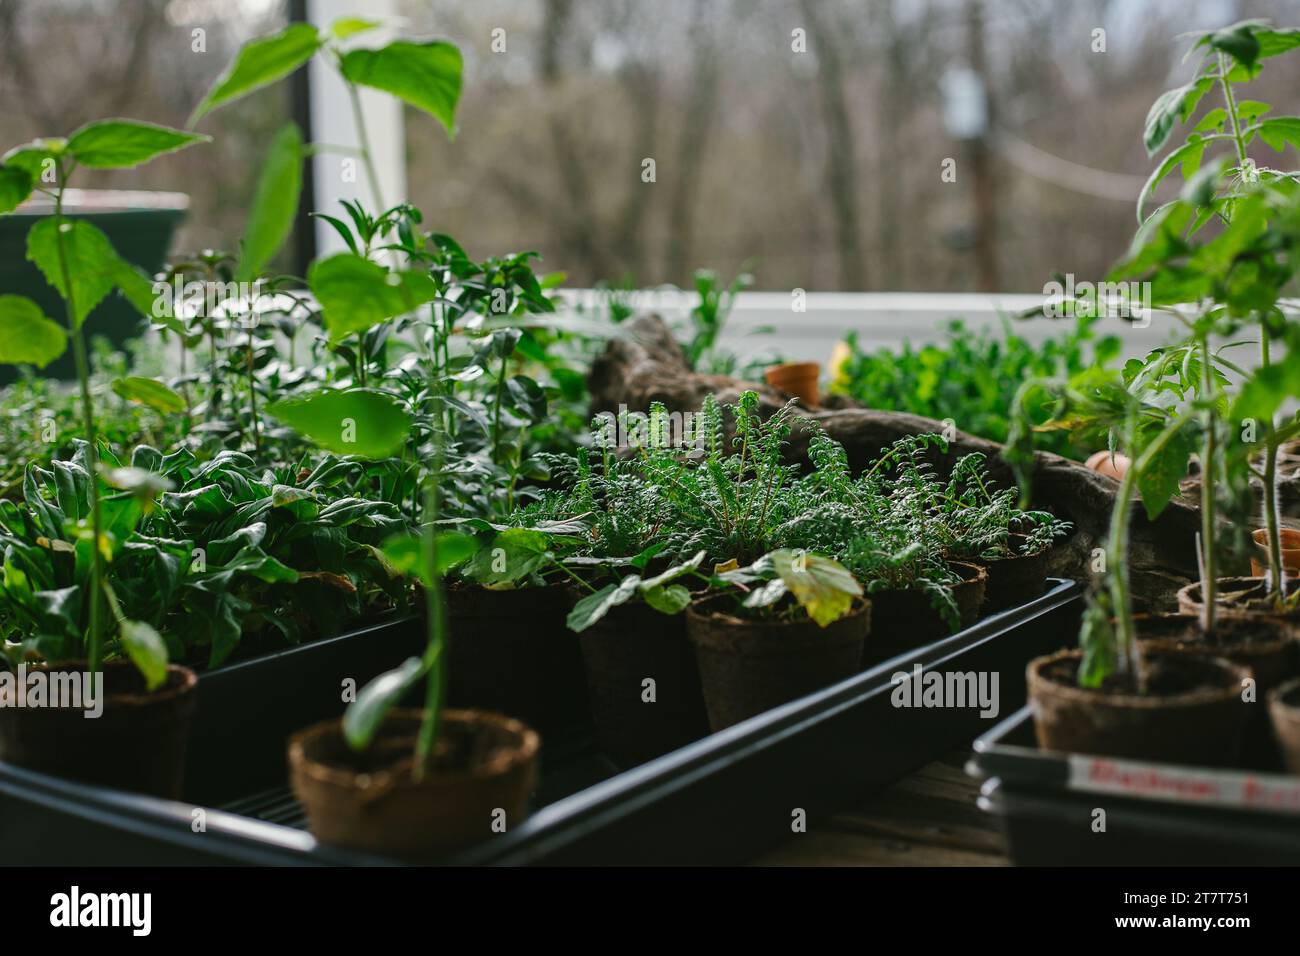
[
  {"left": 307, "top": 253, "right": 438, "bottom": 342},
  {"left": 343, "top": 655, "right": 428, "bottom": 750},
  {"left": 111, "top": 376, "right": 186, "bottom": 414},
  {"left": 111, "top": 257, "right": 169, "bottom": 321},
  {"left": 641, "top": 582, "right": 691, "bottom": 615},
  {"left": 1258, "top": 27, "right": 1300, "bottom": 59},
  {"left": 330, "top": 16, "right": 383, "bottom": 40},
  {"left": 0, "top": 164, "right": 33, "bottom": 214},
  {"left": 1135, "top": 425, "right": 1194, "bottom": 521},
  {"left": 339, "top": 40, "right": 462, "bottom": 135},
  {"left": 238, "top": 122, "right": 302, "bottom": 281},
  {"left": 378, "top": 531, "right": 475, "bottom": 585},
  {"left": 770, "top": 549, "right": 862, "bottom": 628},
  {"left": 119, "top": 619, "right": 169, "bottom": 692},
  {"left": 1208, "top": 23, "right": 1262, "bottom": 69},
  {"left": 1, "top": 138, "right": 65, "bottom": 180},
  {"left": 638, "top": 550, "right": 705, "bottom": 590},
  {"left": 66, "top": 119, "right": 209, "bottom": 169},
  {"left": 464, "top": 528, "right": 553, "bottom": 586},
  {"left": 0, "top": 295, "right": 67, "bottom": 368},
  {"left": 101, "top": 466, "right": 174, "bottom": 498},
  {"left": 567, "top": 576, "right": 642, "bottom": 632},
  {"left": 26, "top": 218, "right": 121, "bottom": 327},
  {"left": 189, "top": 23, "right": 323, "bottom": 124},
  {"left": 268, "top": 387, "right": 412, "bottom": 457}
]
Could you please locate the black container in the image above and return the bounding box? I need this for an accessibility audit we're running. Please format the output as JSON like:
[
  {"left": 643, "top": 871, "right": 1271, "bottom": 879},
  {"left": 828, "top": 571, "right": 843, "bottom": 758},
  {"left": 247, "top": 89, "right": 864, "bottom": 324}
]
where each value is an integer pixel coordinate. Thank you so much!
[
  {"left": 969, "top": 706, "right": 1300, "bottom": 865},
  {"left": 0, "top": 580, "right": 1083, "bottom": 865}
]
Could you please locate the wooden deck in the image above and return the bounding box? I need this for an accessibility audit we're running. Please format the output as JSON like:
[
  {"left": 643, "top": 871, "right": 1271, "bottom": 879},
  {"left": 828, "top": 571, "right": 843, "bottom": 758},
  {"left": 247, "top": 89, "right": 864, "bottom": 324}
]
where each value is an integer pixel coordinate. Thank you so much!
[{"left": 755, "top": 750, "right": 1008, "bottom": 866}]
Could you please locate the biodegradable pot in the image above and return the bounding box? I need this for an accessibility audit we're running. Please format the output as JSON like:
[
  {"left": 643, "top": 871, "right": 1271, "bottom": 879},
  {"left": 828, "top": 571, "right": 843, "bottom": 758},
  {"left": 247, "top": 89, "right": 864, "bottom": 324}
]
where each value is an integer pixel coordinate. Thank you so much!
[
  {"left": 289, "top": 708, "right": 538, "bottom": 860},
  {"left": 445, "top": 584, "right": 588, "bottom": 732},
  {"left": 0, "top": 660, "right": 197, "bottom": 798},
  {"left": 1026, "top": 648, "right": 1250, "bottom": 767},
  {"left": 686, "top": 595, "right": 870, "bottom": 732},
  {"left": 971, "top": 534, "right": 1049, "bottom": 612},
  {"left": 1084, "top": 450, "right": 1131, "bottom": 480},
  {"left": 1176, "top": 576, "right": 1300, "bottom": 621},
  {"left": 1250, "top": 527, "right": 1300, "bottom": 578},
  {"left": 763, "top": 361, "right": 820, "bottom": 407},
  {"left": 861, "top": 561, "right": 987, "bottom": 667},
  {"left": 1269, "top": 678, "right": 1300, "bottom": 774},
  {"left": 577, "top": 597, "right": 711, "bottom": 767}
]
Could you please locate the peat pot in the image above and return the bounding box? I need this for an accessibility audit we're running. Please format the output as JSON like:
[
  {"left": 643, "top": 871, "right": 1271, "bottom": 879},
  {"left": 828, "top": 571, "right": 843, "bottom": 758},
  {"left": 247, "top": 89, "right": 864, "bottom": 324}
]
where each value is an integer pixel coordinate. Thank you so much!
[
  {"left": 0, "top": 659, "right": 198, "bottom": 799},
  {"left": 1268, "top": 678, "right": 1300, "bottom": 774},
  {"left": 289, "top": 708, "right": 538, "bottom": 860},
  {"left": 686, "top": 595, "right": 870, "bottom": 732},
  {"left": 974, "top": 534, "right": 1050, "bottom": 612},
  {"left": 576, "top": 597, "right": 711, "bottom": 767},
  {"left": 862, "top": 561, "right": 987, "bottom": 666},
  {"left": 1026, "top": 647, "right": 1250, "bottom": 767}
]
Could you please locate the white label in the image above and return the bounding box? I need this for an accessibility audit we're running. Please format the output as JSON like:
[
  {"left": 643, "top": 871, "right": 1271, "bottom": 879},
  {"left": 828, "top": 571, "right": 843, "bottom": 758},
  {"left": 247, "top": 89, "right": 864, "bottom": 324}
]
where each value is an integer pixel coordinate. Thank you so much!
[{"left": 1066, "top": 754, "right": 1300, "bottom": 815}]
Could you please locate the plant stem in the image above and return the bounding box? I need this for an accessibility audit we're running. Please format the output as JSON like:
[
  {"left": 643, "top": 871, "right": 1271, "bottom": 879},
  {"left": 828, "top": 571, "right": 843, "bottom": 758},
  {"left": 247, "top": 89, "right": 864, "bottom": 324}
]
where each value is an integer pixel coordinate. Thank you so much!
[
  {"left": 345, "top": 79, "right": 386, "bottom": 212},
  {"left": 245, "top": 335, "right": 261, "bottom": 454},
  {"left": 492, "top": 352, "right": 507, "bottom": 465},
  {"left": 413, "top": 466, "right": 446, "bottom": 778},
  {"left": 1108, "top": 431, "right": 1140, "bottom": 678},
  {"left": 54, "top": 176, "right": 105, "bottom": 676},
  {"left": 1261, "top": 328, "right": 1285, "bottom": 598},
  {"left": 1199, "top": 332, "right": 1217, "bottom": 633}
]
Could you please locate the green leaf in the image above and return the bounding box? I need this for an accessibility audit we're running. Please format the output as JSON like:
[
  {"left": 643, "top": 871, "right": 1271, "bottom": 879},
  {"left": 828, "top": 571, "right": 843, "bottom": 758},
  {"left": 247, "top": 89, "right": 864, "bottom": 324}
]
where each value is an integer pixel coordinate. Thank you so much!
[
  {"left": 1208, "top": 23, "right": 1261, "bottom": 70},
  {"left": 464, "top": 528, "right": 554, "bottom": 586},
  {"left": 189, "top": 22, "right": 323, "bottom": 124},
  {"left": 0, "top": 295, "right": 67, "bottom": 368},
  {"left": 1138, "top": 137, "right": 1206, "bottom": 223},
  {"left": 267, "top": 387, "right": 412, "bottom": 458},
  {"left": 330, "top": 16, "right": 383, "bottom": 40},
  {"left": 307, "top": 253, "right": 438, "bottom": 342},
  {"left": 378, "top": 531, "right": 474, "bottom": 585},
  {"left": 1135, "top": 425, "right": 1194, "bottom": 521},
  {"left": 1143, "top": 77, "right": 1211, "bottom": 155},
  {"left": 1233, "top": 351, "right": 1300, "bottom": 425},
  {"left": 237, "top": 122, "right": 302, "bottom": 281},
  {"left": 770, "top": 550, "right": 862, "bottom": 628},
  {"left": 111, "top": 376, "right": 186, "bottom": 414},
  {"left": 343, "top": 655, "right": 428, "bottom": 750},
  {"left": 0, "top": 164, "right": 33, "bottom": 214},
  {"left": 567, "top": 576, "right": 642, "bottom": 632},
  {"left": 26, "top": 218, "right": 121, "bottom": 327},
  {"left": 101, "top": 466, "right": 173, "bottom": 497},
  {"left": 641, "top": 582, "right": 691, "bottom": 615},
  {"left": 66, "top": 119, "right": 209, "bottom": 169},
  {"left": 1258, "top": 27, "right": 1300, "bottom": 59},
  {"left": 1255, "top": 117, "right": 1300, "bottom": 153},
  {"left": 1, "top": 138, "right": 65, "bottom": 180},
  {"left": 339, "top": 40, "right": 462, "bottom": 136},
  {"left": 119, "top": 619, "right": 169, "bottom": 692}
]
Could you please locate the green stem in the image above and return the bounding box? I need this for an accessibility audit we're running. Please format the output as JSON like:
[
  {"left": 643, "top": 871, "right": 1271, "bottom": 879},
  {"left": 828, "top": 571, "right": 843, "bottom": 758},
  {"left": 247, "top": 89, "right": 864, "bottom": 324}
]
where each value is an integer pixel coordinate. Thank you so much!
[
  {"left": 54, "top": 175, "right": 105, "bottom": 675},
  {"left": 1199, "top": 333, "right": 1217, "bottom": 633},
  {"left": 345, "top": 79, "right": 386, "bottom": 212},
  {"left": 413, "top": 466, "right": 445, "bottom": 778},
  {"left": 1261, "top": 329, "right": 1284, "bottom": 599},
  {"left": 245, "top": 335, "right": 261, "bottom": 454},
  {"left": 1217, "top": 54, "right": 1251, "bottom": 169},
  {"left": 492, "top": 352, "right": 507, "bottom": 465}
]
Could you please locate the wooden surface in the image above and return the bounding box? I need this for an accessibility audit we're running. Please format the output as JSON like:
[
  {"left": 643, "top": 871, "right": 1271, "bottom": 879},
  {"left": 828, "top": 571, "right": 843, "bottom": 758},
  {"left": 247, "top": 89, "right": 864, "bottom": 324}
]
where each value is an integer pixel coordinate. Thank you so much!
[{"left": 754, "top": 750, "right": 1008, "bottom": 866}]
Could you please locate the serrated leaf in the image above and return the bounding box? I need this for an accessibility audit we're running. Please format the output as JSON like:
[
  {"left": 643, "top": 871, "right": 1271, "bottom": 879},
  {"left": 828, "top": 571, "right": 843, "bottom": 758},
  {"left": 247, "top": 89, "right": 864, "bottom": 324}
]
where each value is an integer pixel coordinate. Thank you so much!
[
  {"left": 0, "top": 164, "right": 33, "bottom": 214},
  {"left": 26, "top": 218, "right": 122, "bottom": 327},
  {"left": 0, "top": 295, "right": 67, "bottom": 368}
]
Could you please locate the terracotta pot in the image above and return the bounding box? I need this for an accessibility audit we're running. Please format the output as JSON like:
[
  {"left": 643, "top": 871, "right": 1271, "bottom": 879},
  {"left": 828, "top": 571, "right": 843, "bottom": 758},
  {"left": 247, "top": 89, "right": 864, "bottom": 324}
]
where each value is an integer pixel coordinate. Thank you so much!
[
  {"left": 1249, "top": 527, "right": 1300, "bottom": 578},
  {"left": 972, "top": 534, "right": 1050, "bottom": 612},
  {"left": 1027, "top": 648, "right": 1250, "bottom": 766},
  {"left": 1084, "top": 450, "right": 1131, "bottom": 480},
  {"left": 289, "top": 708, "right": 538, "bottom": 860},
  {"left": 861, "top": 561, "right": 987, "bottom": 667},
  {"left": 0, "top": 659, "right": 198, "bottom": 798},
  {"left": 1268, "top": 678, "right": 1300, "bottom": 774},
  {"left": 763, "top": 361, "right": 820, "bottom": 407},
  {"left": 576, "top": 597, "right": 711, "bottom": 767},
  {"left": 686, "top": 595, "right": 869, "bottom": 731},
  {"left": 445, "top": 584, "right": 588, "bottom": 732}
]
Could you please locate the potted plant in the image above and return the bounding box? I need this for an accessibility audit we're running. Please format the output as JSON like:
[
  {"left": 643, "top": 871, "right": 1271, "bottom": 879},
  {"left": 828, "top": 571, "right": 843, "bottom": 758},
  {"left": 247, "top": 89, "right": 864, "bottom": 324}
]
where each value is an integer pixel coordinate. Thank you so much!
[
  {"left": 0, "top": 116, "right": 207, "bottom": 796},
  {"left": 686, "top": 549, "right": 866, "bottom": 730}
]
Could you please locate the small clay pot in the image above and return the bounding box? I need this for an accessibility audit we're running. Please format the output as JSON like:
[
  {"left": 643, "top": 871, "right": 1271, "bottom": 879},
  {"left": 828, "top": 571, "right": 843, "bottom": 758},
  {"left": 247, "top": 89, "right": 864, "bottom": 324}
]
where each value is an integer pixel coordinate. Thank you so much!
[
  {"left": 1268, "top": 678, "right": 1300, "bottom": 774},
  {"left": 861, "top": 561, "right": 988, "bottom": 667},
  {"left": 686, "top": 595, "right": 869, "bottom": 731},
  {"left": 1085, "top": 450, "right": 1131, "bottom": 479},
  {"left": 1250, "top": 527, "right": 1300, "bottom": 578},
  {"left": 1027, "top": 648, "right": 1250, "bottom": 766},
  {"left": 289, "top": 708, "right": 538, "bottom": 860},
  {"left": 763, "top": 361, "right": 820, "bottom": 407},
  {"left": 973, "top": 534, "right": 1050, "bottom": 612},
  {"left": 445, "top": 584, "right": 588, "bottom": 732},
  {"left": 576, "top": 597, "right": 711, "bottom": 767},
  {"left": 0, "top": 659, "right": 198, "bottom": 798}
]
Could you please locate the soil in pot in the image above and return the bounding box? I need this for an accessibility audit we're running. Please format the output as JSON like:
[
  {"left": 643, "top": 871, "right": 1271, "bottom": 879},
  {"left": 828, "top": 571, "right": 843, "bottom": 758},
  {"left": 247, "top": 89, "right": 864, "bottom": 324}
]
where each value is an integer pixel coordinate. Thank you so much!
[
  {"left": 861, "top": 561, "right": 987, "bottom": 667},
  {"left": 289, "top": 708, "right": 538, "bottom": 860},
  {"left": 1250, "top": 527, "right": 1300, "bottom": 577},
  {"left": 686, "top": 594, "right": 869, "bottom": 732},
  {"left": 1176, "top": 576, "right": 1300, "bottom": 620},
  {"left": 0, "top": 659, "right": 198, "bottom": 798},
  {"left": 576, "top": 596, "right": 711, "bottom": 767},
  {"left": 445, "top": 583, "right": 588, "bottom": 732},
  {"left": 970, "top": 534, "right": 1049, "bottom": 612},
  {"left": 1268, "top": 678, "right": 1300, "bottom": 774},
  {"left": 1026, "top": 648, "right": 1250, "bottom": 767}
]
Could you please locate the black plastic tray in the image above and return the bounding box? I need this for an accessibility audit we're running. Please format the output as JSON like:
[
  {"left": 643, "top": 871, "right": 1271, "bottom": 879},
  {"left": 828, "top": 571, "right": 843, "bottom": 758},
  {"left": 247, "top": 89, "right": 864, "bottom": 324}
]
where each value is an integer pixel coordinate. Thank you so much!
[
  {"left": 969, "top": 707, "right": 1300, "bottom": 865},
  {"left": 0, "top": 579, "right": 1083, "bottom": 866}
]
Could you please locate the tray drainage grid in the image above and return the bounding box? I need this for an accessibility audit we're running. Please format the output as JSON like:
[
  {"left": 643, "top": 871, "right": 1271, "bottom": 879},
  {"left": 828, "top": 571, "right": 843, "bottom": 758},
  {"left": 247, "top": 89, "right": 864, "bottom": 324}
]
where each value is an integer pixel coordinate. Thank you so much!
[{"left": 221, "top": 786, "right": 309, "bottom": 830}]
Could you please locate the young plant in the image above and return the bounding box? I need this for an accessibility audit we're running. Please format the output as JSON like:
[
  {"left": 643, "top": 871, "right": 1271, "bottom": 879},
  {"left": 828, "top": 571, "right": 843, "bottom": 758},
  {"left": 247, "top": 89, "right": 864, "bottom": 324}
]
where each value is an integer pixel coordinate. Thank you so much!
[{"left": 0, "top": 118, "right": 207, "bottom": 686}]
